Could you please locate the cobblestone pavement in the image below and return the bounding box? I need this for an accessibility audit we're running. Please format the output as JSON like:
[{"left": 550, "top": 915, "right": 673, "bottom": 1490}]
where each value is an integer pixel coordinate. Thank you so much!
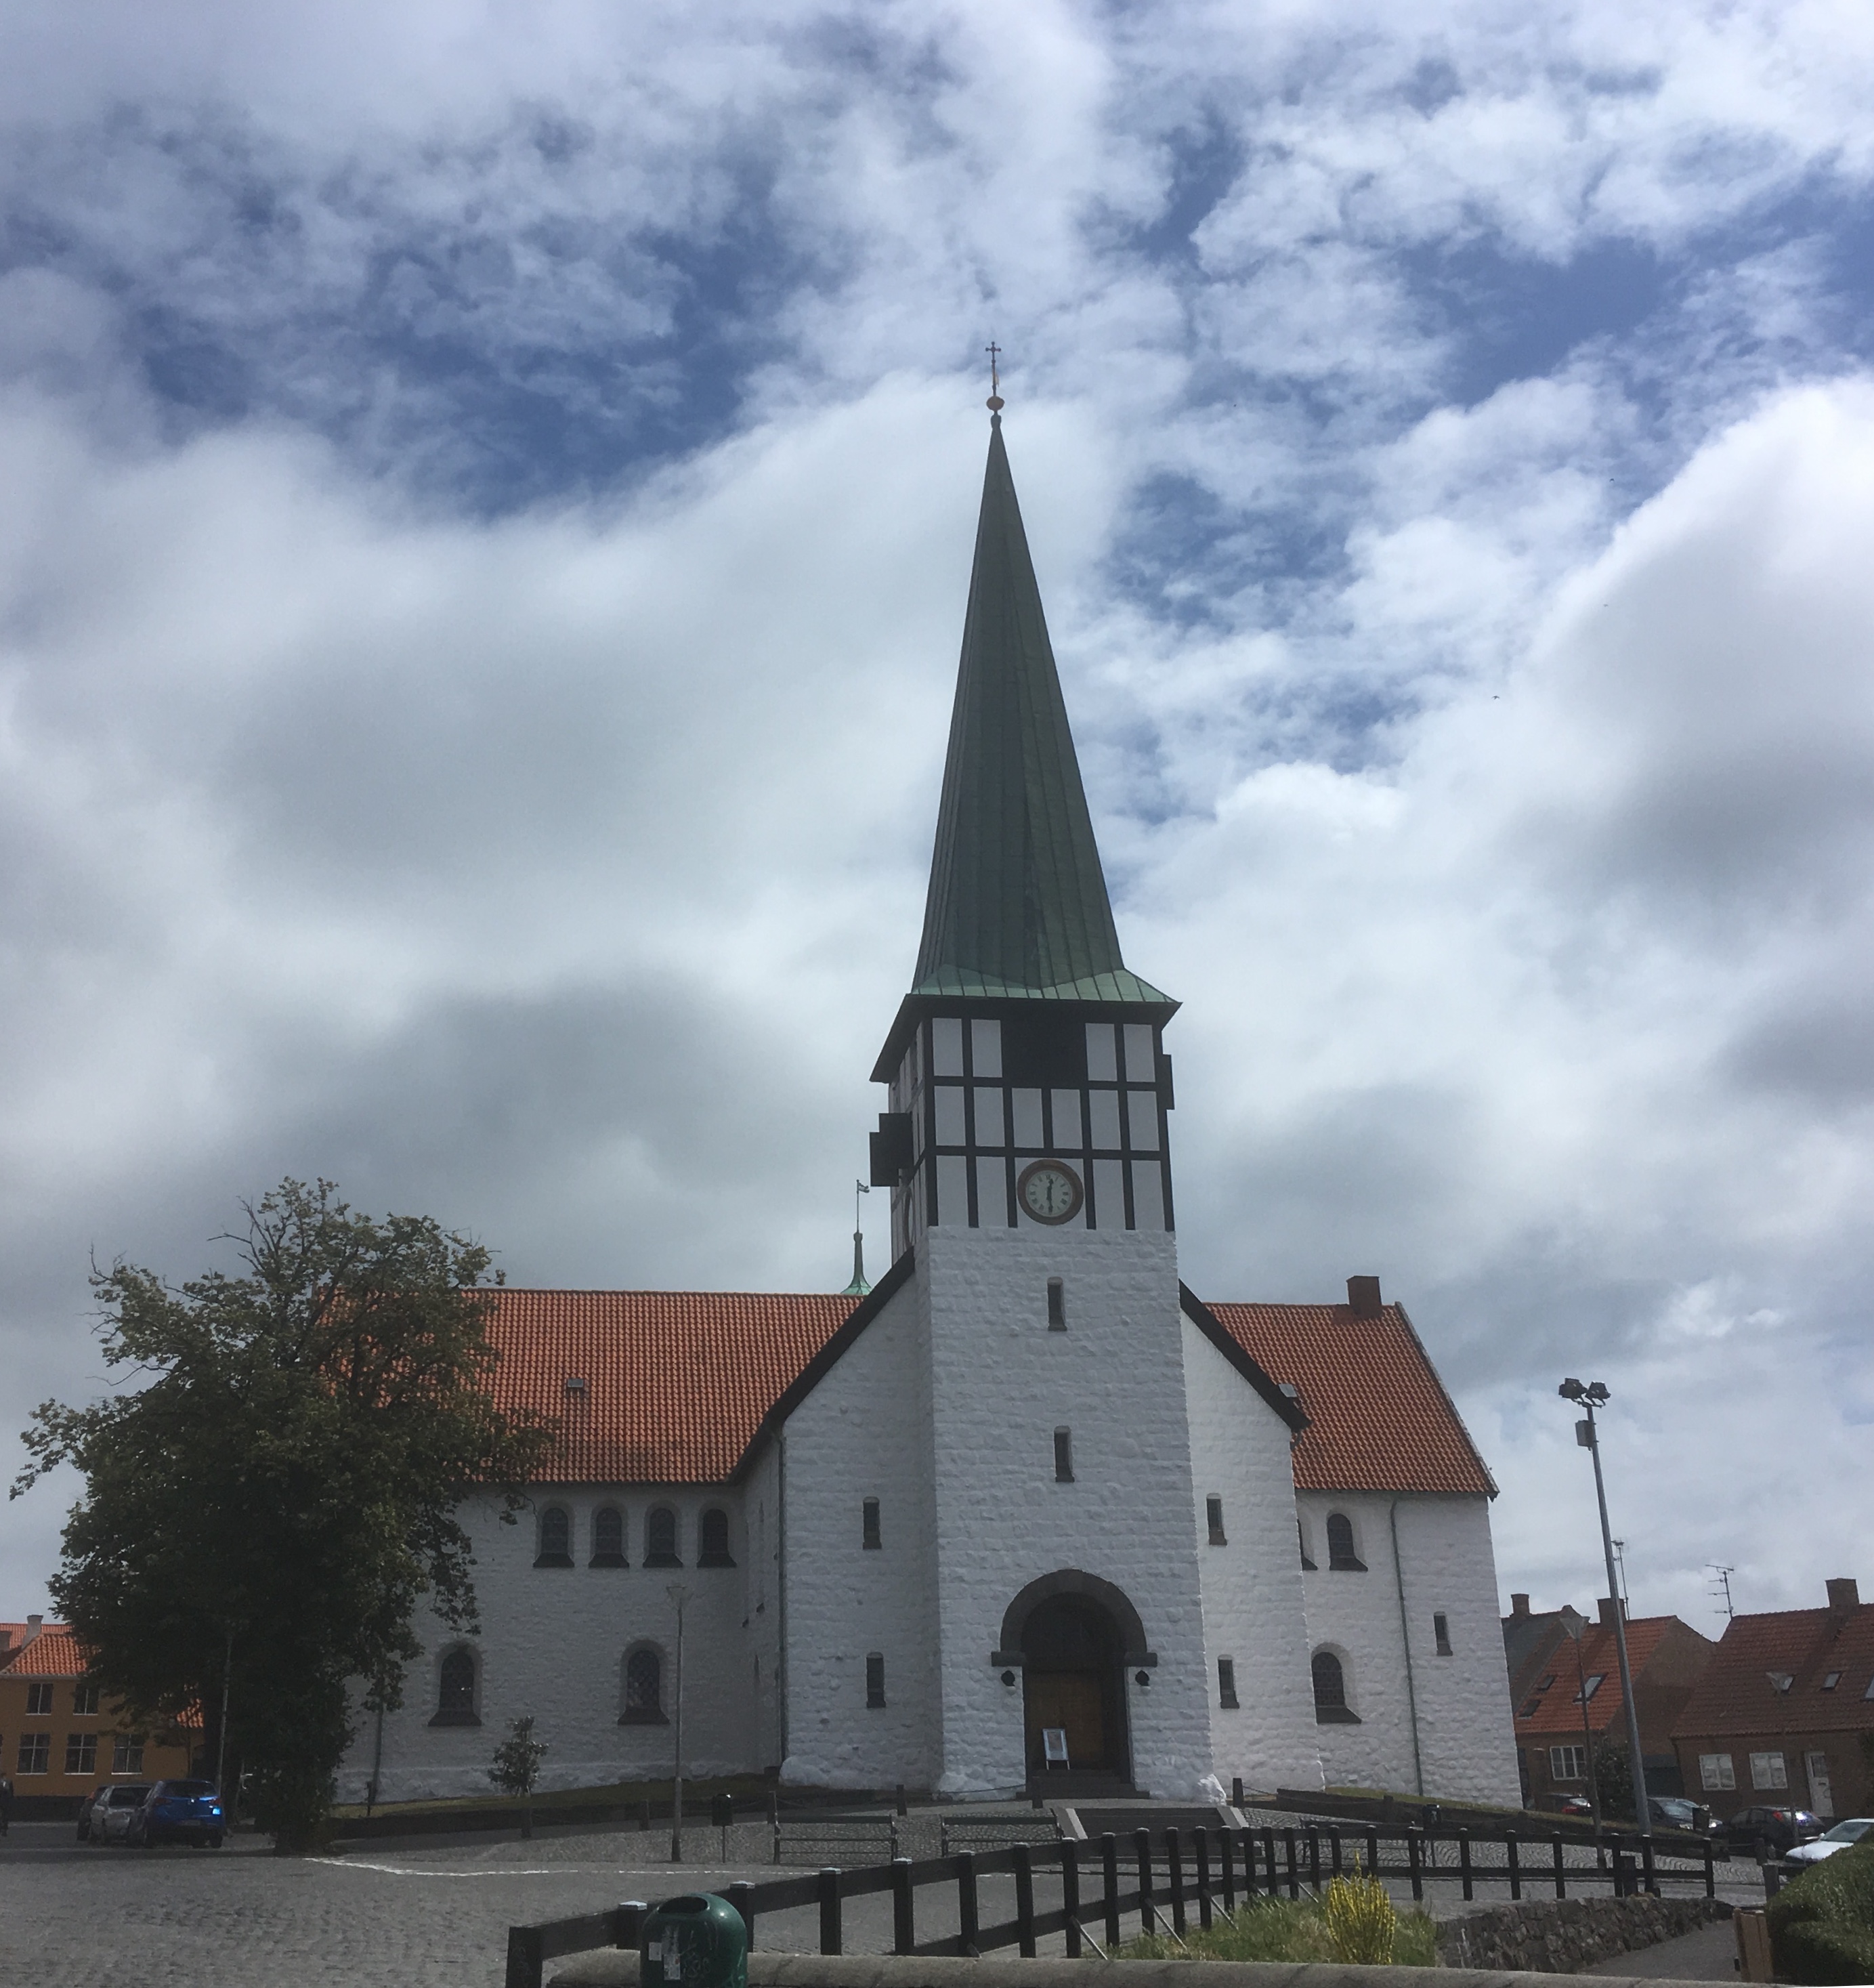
[{"left": 0, "top": 1816, "right": 1772, "bottom": 1988}]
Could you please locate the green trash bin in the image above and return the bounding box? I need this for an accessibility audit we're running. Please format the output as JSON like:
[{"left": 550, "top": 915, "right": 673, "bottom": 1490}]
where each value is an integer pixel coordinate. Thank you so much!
[{"left": 641, "top": 1892, "right": 748, "bottom": 1988}]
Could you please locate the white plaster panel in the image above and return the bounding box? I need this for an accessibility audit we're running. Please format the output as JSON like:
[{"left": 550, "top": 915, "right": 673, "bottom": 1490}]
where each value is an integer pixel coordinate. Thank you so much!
[{"left": 1180, "top": 1315, "right": 1324, "bottom": 1795}]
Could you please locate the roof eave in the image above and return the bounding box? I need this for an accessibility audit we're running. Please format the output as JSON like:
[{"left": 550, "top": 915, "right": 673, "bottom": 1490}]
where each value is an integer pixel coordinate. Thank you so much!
[{"left": 1180, "top": 1284, "right": 1309, "bottom": 1433}]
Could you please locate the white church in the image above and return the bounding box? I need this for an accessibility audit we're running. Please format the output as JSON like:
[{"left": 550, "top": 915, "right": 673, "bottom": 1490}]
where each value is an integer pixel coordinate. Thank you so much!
[{"left": 340, "top": 402, "right": 1520, "bottom": 1810}]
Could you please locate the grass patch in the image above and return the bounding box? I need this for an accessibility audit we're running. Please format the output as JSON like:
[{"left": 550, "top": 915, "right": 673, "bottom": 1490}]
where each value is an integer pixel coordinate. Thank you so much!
[{"left": 1117, "top": 1897, "right": 1438, "bottom": 1966}]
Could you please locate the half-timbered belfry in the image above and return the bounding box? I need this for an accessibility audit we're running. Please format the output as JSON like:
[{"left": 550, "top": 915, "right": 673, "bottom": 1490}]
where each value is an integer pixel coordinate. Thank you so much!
[{"left": 339, "top": 401, "right": 1522, "bottom": 1810}]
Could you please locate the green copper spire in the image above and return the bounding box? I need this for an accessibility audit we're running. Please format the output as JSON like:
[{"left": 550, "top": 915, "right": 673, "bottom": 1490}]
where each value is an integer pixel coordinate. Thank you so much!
[{"left": 912, "top": 413, "right": 1170, "bottom": 1007}]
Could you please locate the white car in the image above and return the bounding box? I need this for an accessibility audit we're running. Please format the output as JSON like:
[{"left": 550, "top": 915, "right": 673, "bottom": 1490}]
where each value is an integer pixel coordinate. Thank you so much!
[
  {"left": 1783, "top": 1817, "right": 1873, "bottom": 1871},
  {"left": 89, "top": 1783, "right": 152, "bottom": 1844}
]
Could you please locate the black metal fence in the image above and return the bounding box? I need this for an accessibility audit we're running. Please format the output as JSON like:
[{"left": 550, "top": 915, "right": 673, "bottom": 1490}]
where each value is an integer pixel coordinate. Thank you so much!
[{"left": 505, "top": 1819, "right": 1730, "bottom": 1988}]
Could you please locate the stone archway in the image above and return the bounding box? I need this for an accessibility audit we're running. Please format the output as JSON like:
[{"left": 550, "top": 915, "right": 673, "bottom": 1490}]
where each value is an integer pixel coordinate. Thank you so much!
[{"left": 998, "top": 1571, "right": 1151, "bottom": 1789}]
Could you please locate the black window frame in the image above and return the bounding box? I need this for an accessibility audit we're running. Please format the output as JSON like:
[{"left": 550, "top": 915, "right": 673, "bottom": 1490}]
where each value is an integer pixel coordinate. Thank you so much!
[
  {"left": 645, "top": 1506, "right": 682, "bottom": 1567},
  {"left": 866, "top": 1652, "right": 887, "bottom": 1709},
  {"left": 1046, "top": 1278, "right": 1066, "bottom": 1330},
  {"left": 1312, "top": 1649, "right": 1360, "bottom": 1724},
  {"left": 430, "top": 1647, "right": 481, "bottom": 1727},
  {"left": 1433, "top": 1611, "right": 1452, "bottom": 1655},
  {"left": 621, "top": 1645, "right": 666, "bottom": 1725},
  {"left": 1217, "top": 1657, "right": 1239, "bottom": 1709},
  {"left": 589, "top": 1504, "right": 627, "bottom": 1567},
  {"left": 861, "top": 1497, "right": 882, "bottom": 1550},
  {"left": 698, "top": 1507, "right": 735, "bottom": 1567},
  {"left": 1053, "top": 1427, "right": 1074, "bottom": 1482},
  {"left": 534, "top": 1504, "right": 574, "bottom": 1568},
  {"left": 1325, "top": 1512, "right": 1365, "bottom": 1571},
  {"left": 1206, "top": 1496, "right": 1227, "bottom": 1545}
]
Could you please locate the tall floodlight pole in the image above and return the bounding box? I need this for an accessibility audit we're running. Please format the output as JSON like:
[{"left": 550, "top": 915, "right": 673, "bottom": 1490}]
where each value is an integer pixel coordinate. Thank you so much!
[
  {"left": 668, "top": 1584, "right": 691, "bottom": 1863},
  {"left": 1558, "top": 1380, "right": 1651, "bottom": 1843}
]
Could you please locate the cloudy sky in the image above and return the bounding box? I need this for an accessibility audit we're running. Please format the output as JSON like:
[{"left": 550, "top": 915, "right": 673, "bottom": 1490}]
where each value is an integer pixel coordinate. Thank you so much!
[{"left": 3, "top": 0, "right": 1872, "bottom": 1638}]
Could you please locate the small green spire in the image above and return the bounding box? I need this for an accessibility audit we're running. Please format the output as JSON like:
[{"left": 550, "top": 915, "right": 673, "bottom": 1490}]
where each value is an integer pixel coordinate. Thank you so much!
[
  {"left": 911, "top": 406, "right": 1170, "bottom": 1007},
  {"left": 840, "top": 1179, "right": 871, "bottom": 1295}
]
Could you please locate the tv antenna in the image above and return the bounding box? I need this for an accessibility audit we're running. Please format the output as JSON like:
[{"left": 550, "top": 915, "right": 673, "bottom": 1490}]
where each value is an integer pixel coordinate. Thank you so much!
[{"left": 1708, "top": 1564, "right": 1737, "bottom": 1622}]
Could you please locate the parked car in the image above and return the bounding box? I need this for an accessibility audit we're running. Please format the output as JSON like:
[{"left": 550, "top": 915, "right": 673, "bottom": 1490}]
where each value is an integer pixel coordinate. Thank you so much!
[
  {"left": 74, "top": 1783, "right": 112, "bottom": 1842},
  {"left": 1648, "top": 1796, "right": 1716, "bottom": 1836},
  {"left": 91, "top": 1783, "right": 153, "bottom": 1844},
  {"left": 1783, "top": 1817, "right": 1874, "bottom": 1872},
  {"left": 1722, "top": 1806, "right": 1822, "bottom": 1854},
  {"left": 127, "top": 1779, "right": 225, "bottom": 1848}
]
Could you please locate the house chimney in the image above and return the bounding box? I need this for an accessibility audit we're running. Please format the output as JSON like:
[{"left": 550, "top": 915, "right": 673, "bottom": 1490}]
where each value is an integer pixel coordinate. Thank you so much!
[
  {"left": 1826, "top": 1577, "right": 1859, "bottom": 1620},
  {"left": 23, "top": 1612, "right": 43, "bottom": 1647},
  {"left": 1347, "top": 1275, "right": 1383, "bottom": 1317},
  {"left": 1510, "top": 1593, "right": 1531, "bottom": 1617},
  {"left": 1596, "top": 1595, "right": 1625, "bottom": 1628}
]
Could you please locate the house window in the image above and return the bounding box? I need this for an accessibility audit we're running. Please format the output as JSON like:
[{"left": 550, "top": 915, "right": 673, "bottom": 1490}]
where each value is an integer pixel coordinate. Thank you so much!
[
  {"left": 1750, "top": 1751, "right": 1789, "bottom": 1791},
  {"left": 1206, "top": 1496, "right": 1227, "bottom": 1546},
  {"left": 1575, "top": 1673, "right": 1604, "bottom": 1703},
  {"left": 64, "top": 1732, "right": 98, "bottom": 1775},
  {"left": 534, "top": 1504, "right": 574, "bottom": 1567},
  {"left": 1821, "top": 1670, "right": 1840, "bottom": 1691},
  {"left": 591, "top": 1506, "right": 626, "bottom": 1567},
  {"left": 431, "top": 1648, "right": 480, "bottom": 1727},
  {"left": 1433, "top": 1612, "right": 1452, "bottom": 1655},
  {"left": 1218, "top": 1657, "right": 1239, "bottom": 1709},
  {"left": 699, "top": 1508, "right": 734, "bottom": 1567},
  {"left": 866, "top": 1653, "right": 887, "bottom": 1708},
  {"left": 1054, "top": 1428, "right": 1074, "bottom": 1482},
  {"left": 1549, "top": 1745, "right": 1587, "bottom": 1782},
  {"left": 16, "top": 1733, "right": 50, "bottom": 1775},
  {"left": 622, "top": 1647, "right": 664, "bottom": 1723},
  {"left": 862, "top": 1498, "right": 882, "bottom": 1550},
  {"left": 1298, "top": 1520, "right": 1317, "bottom": 1570},
  {"left": 645, "top": 1507, "right": 681, "bottom": 1567},
  {"left": 24, "top": 1680, "right": 53, "bottom": 1716},
  {"left": 110, "top": 1735, "right": 145, "bottom": 1775},
  {"left": 1700, "top": 1752, "right": 1737, "bottom": 1791},
  {"left": 1047, "top": 1279, "right": 1066, "bottom": 1330},
  {"left": 72, "top": 1682, "right": 100, "bottom": 1716},
  {"left": 1312, "top": 1651, "right": 1358, "bottom": 1723},
  {"left": 1325, "top": 1513, "right": 1365, "bottom": 1570}
]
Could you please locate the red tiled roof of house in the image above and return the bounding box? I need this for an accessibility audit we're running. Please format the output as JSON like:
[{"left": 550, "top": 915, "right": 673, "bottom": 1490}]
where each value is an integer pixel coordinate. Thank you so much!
[
  {"left": 1206, "top": 1303, "right": 1496, "bottom": 1496},
  {"left": 0, "top": 1624, "right": 85, "bottom": 1677},
  {"left": 1514, "top": 1617, "right": 1676, "bottom": 1737},
  {"left": 486, "top": 1288, "right": 855, "bottom": 1483},
  {"left": 1670, "top": 1603, "right": 1874, "bottom": 1739}
]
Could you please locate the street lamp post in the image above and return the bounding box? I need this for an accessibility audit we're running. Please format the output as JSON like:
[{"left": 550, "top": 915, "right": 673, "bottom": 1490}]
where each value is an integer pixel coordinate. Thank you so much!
[
  {"left": 1558, "top": 1380, "right": 1651, "bottom": 1844},
  {"left": 668, "top": 1584, "right": 691, "bottom": 1863}
]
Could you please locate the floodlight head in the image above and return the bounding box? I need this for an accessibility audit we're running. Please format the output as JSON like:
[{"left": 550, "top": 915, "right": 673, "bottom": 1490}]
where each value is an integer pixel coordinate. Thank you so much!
[
  {"left": 1585, "top": 1382, "right": 1611, "bottom": 1405},
  {"left": 1558, "top": 1378, "right": 1585, "bottom": 1401}
]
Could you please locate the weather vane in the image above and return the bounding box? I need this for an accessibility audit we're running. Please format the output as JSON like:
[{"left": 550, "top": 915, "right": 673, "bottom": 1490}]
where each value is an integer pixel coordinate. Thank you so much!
[{"left": 985, "top": 341, "right": 1004, "bottom": 413}]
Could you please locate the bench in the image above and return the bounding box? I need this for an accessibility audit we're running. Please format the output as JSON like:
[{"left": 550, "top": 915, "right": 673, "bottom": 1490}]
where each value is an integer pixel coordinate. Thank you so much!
[
  {"left": 939, "top": 1813, "right": 1063, "bottom": 1857},
  {"left": 773, "top": 1814, "right": 901, "bottom": 1866}
]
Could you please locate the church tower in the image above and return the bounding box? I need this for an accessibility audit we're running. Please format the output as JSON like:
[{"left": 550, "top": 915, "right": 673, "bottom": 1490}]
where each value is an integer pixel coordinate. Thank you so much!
[{"left": 859, "top": 401, "right": 1217, "bottom": 1798}]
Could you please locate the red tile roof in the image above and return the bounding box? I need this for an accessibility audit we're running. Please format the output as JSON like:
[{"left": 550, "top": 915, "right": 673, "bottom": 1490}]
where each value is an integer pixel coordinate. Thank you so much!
[
  {"left": 1206, "top": 1303, "right": 1497, "bottom": 1496},
  {"left": 486, "top": 1288, "right": 855, "bottom": 1483},
  {"left": 0, "top": 1624, "right": 85, "bottom": 1678},
  {"left": 1514, "top": 1617, "right": 1676, "bottom": 1738},
  {"left": 1671, "top": 1604, "right": 1874, "bottom": 1739}
]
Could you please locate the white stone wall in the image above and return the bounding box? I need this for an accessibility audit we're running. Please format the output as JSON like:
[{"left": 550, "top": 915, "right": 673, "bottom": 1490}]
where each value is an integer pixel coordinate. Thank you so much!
[
  {"left": 778, "top": 1275, "right": 943, "bottom": 1790},
  {"left": 337, "top": 1485, "right": 762, "bottom": 1802},
  {"left": 1296, "top": 1489, "right": 1520, "bottom": 1807},
  {"left": 1180, "top": 1315, "right": 1324, "bottom": 1795},
  {"left": 921, "top": 1224, "right": 1214, "bottom": 1799}
]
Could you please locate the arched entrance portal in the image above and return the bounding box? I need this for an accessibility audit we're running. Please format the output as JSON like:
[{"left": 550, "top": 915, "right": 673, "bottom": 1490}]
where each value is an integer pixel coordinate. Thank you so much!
[{"left": 1000, "top": 1571, "right": 1150, "bottom": 1790}]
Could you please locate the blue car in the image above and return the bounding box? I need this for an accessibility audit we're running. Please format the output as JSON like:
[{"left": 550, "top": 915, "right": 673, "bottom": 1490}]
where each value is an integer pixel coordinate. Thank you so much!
[{"left": 128, "top": 1778, "right": 226, "bottom": 1848}]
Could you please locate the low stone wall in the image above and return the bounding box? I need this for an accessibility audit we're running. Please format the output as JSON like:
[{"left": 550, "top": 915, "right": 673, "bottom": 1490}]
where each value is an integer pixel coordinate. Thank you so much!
[{"left": 1434, "top": 1897, "right": 1730, "bottom": 1975}]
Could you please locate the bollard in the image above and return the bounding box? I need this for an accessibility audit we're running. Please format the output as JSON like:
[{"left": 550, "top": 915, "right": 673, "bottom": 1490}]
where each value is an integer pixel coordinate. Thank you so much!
[
  {"left": 817, "top": 1867, "right": 843, "bottom": 1954},
  {"left": 723, "top": 1888, "right": 752, "bottom": 1953},
  {"left": 891, "top": 1859, "right": 914, "bottom": 1955}
]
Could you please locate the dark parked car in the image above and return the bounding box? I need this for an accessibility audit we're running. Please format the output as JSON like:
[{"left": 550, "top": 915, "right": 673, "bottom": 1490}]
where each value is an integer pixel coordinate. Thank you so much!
[
  {"left": 1722, "top": 1805, "right": 1821, "bottom": 1853},
  {"left": 1648, "top": 1796, "right": 1716, "bottom": 1836},
  {"left": 127, "top": 1779, "right": 225, "bottom": 1848}
]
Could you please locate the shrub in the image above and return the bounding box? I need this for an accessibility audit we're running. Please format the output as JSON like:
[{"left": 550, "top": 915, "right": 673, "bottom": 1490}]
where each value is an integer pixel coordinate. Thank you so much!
[
  {"left": 1118, "top": 1896, "right": 1435, "bottom": 1966},
  {"left": 1768, "top": 1838, "right": 1874, "bottom": 1985},
  {"left": 1323, "top": 1871, "right": 1397, "bottom": 1964}
]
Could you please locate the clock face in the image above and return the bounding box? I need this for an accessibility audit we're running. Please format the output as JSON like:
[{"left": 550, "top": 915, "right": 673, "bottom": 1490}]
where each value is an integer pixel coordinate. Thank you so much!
[{"left": 1017, "top": 1160, "right": 1084, "bottom": 1226}]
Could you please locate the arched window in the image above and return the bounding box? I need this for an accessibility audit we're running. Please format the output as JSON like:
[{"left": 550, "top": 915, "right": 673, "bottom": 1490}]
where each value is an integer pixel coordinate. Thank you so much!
[
  {"left": 620, "top": 1646, "right": 665, "bottom": 1724},
  {"left": 1312, "top": 1649, "right": 1359, "bottom": 1724},
  {"left": 1325, "top": 1512, "right": 1364, "bottom": 1570},
  {"left": 431, "top": 1647, "right": 480, "bottom": 1727},
  {"left": 535, "top": 1504, "right": 574, "bottom": 1567},
  {"left": 591, "top": 1506, "right": 626, "bottom": 1567},
  {"left": 1298, "top": 1519, "right": 1317, "bottom": 1569},
  {"left": 645, "top": 1506, "right": 681, "bottom": 1567},
  {"left": 698, "top": 1508, "right": 733, "bottom": 1567}
]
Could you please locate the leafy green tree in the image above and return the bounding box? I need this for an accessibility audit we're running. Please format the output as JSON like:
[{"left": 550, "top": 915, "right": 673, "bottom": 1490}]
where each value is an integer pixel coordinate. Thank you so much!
[
  {"left": 12, "top": 1179, "right": 552, "bottom": 1850},
  {"left": 489, "top": 1714, "right": 549, "bottom": 1838},
  {"left": 1592, "top": 1735, "right": 1635, "bottom": 1822}
]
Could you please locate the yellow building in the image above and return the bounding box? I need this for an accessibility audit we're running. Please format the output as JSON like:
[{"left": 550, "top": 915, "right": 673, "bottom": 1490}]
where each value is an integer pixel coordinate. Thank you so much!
[{"left": 1, "top": 1619, "right": 197, "bottom": 1817}]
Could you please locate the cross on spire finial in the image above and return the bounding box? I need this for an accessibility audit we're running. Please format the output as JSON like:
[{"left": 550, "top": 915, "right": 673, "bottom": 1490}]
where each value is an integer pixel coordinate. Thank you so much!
[{"left": 985, "top": 341, "right": 1004, "bottom": 414}]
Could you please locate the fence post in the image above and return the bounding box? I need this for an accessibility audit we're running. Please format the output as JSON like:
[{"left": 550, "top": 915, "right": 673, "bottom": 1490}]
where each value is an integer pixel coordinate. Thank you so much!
[
  {"left": 1261, "top": 1827, "right": 1277, "bottom": 1900},
  {"left": 1407, "top": 1827, "right": 1423, "bottom": 1903},
  {"left": 817, "top": 1867, "right": 843, "bottom": 1955},
  {"left": 1329, "top": 1827, "right": 1344, "bottom": 1878},
  {"left": 1166, "top": 1830, "right": 1187, "bottom": 1935},
  {"left": 958, "top": 1850, "right": 981, "bottom": 1955},
  {"left": 505, "top": 1925, "right": 545, "bottom": 1988},
  {"left": 1365, "top": 1826, "right": 1380, "bottom": 1881},
  {"left": 1195, "top": 1825, "right": 1213, "bottom": 1930},
  {"left": 717, "top": 1893, "right": 746, "bottom": 1951},
  {"left": 1103, "top": 1834, "right": 1121, "bottom": 1951},
  {"left": 1506, "top": 1831, "right": 1521, "bottom": 1901},
  {"left": 1135, "top": 1828, "right": 1155, "bottom": 1937},
  {"left": 1459, "top": 1828, "right": 1473, "bottom": 1902},
  {"left": 1063, "top": 1838, "right": 1083, "bottom": 1958},
  {"left": 1641, "top": 1834, "right": 1657, "bottom": 1897},
  {"left": 1015, "top": 1842, "right": 1038, "bottom": 1958},
  {"left": 891, "top": 1858, "right": 914, "bottom": 1955},
  {"left": 1232, "top": 1775, "right": 1245, "bottom": 1808},
  {"left": 1704, "top": 1839, "right": 1716, "bottom": 1901},
  {"left": 1553, "top": 1831, "right": 1566, "bottom": 1899},
  {"left": 1285, "top": 1829, "right": 1300, "bottom": 1900},
  {"left": 1306, "top": 1826, "right": 1322, "bottom": 1896},
  {"left": 1220, "top": 1826, "right": 1235, "bottom": 1912}
]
